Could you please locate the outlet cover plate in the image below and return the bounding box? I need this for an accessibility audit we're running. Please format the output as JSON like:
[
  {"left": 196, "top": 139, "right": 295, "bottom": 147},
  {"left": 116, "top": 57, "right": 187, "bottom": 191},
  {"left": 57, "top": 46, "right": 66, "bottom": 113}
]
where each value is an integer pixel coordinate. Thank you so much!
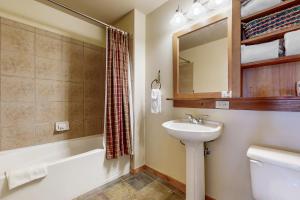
[{"left": 215, "top": 101, "right": 230, "bottom": 109}]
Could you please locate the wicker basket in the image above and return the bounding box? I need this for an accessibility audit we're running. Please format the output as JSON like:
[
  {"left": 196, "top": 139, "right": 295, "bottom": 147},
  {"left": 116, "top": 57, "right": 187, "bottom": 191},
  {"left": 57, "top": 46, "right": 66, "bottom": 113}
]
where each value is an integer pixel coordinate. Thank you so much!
[{"left": 243, "top": 4, "right": 300, "bottom": 39}]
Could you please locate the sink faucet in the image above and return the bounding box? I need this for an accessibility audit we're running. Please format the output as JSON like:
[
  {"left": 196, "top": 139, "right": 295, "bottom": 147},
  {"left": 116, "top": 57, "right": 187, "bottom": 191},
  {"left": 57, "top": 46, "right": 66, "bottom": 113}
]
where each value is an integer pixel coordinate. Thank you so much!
[{"left": 185, "top": 114, "right": 209, "bottom": 124}]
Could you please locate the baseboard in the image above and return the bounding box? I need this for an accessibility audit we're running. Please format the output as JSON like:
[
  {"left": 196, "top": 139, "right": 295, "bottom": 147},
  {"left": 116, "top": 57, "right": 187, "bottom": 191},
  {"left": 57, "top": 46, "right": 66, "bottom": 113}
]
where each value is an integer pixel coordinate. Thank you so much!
[
  {"left": 132, "top": 165, "right": 216, "bottom": 200},
  {"left": 130, "top": 165, "right": 146, "bottom": 175},
  {"left": 143, "top": 165, "right": 186, "bottom": 193},
  {"left": 205, "top": 196, "right": 216, "bottom": 200}
]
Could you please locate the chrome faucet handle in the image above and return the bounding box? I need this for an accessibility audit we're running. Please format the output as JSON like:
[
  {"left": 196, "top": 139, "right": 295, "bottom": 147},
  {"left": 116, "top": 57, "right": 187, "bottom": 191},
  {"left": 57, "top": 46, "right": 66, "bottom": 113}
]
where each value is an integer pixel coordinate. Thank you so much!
[
  {"left": 198, "top": 114, "right": 209, "bottom": 118},
  {"left": 197, "top": 114, "right": 209, "bottom": 123},
  {"left": 185, "top": 113, "right": 194, "bottom": 120},
  {"left": 185, "top": 114, "right": 199, "bottom": 124}
]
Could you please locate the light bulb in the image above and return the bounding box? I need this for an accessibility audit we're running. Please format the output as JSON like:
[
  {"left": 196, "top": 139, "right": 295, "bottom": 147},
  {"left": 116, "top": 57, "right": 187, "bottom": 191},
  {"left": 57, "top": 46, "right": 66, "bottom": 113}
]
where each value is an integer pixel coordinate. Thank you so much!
[
  {"left": 170, "top": 10, "right": 187, "bottom": 26},
  {"left": 215, "top": 0, "right": 224, "bottom": 5},
  {"left": 208, "top": 0, "right": 229, "bottom": 9},
  {"left": 188, "top": 1, "right": 207, "bottom": 19}
]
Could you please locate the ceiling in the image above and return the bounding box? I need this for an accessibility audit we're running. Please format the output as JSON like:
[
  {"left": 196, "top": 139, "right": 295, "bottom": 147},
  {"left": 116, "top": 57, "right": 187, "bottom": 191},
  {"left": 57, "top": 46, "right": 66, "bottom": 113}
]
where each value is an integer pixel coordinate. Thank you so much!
[
  {"left": 45, "top": 0, "right": 168, "bottom": 23},
  {"left": 179, "top": 19, "right": 228, "bottom": 51}
]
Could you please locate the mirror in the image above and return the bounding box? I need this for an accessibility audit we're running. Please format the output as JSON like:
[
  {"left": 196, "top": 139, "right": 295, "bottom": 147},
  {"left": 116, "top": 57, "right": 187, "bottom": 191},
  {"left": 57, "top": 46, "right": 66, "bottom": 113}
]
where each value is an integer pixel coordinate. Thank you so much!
[{"left": 173, "top": 15, "right": 230, "bottom": 99}]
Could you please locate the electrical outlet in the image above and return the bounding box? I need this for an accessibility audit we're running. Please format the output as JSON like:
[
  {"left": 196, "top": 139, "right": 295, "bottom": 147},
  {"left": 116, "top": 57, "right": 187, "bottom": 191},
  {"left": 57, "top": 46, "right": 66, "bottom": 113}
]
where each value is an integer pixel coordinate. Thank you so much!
[
  {"left": 55, "top": 121, "right": 70, "bottom": 132},
  {"left": 215, "top": 101, "right": 230, "bottom": 109}
]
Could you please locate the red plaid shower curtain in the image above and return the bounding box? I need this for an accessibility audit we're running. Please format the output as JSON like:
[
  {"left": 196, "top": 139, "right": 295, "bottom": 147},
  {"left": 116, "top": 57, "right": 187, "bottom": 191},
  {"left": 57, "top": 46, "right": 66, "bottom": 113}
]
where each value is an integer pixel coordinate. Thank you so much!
[{"left": 105, "top": 27, "right": 132, "bottom": 160}]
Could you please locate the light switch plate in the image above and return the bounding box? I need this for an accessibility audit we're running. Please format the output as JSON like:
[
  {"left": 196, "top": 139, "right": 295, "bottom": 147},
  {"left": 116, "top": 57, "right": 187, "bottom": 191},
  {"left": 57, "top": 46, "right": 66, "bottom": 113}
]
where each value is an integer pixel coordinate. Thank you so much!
[
  {"left": 55, "top": 121, "right": 70, "bottom": 132},
  {"left": 221, "top": 91, "right": 232, "bottom": 98},
  {"left": 216, "top": 101, "right": 230, "bottom": 109}
]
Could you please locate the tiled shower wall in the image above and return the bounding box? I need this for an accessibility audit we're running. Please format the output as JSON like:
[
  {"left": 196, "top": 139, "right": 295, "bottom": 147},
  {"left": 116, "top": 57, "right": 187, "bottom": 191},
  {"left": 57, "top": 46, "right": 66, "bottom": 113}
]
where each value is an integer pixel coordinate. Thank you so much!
[{"left": 0, "top": 18, "right": 106, "bottom": 151}]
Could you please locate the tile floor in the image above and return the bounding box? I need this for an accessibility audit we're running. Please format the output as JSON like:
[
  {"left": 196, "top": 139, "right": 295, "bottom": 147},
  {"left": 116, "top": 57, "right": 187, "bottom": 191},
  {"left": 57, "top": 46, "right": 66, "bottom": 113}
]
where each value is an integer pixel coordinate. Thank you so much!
[{"left": 75, "top": 172, "right": 185, "bottom": 200}]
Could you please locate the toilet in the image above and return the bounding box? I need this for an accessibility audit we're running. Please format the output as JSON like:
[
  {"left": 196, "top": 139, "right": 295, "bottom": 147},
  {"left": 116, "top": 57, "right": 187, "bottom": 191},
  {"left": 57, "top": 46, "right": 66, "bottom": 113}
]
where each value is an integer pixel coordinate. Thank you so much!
[{"left": 247, "top": 146, "right": 300, "bottom": 200}]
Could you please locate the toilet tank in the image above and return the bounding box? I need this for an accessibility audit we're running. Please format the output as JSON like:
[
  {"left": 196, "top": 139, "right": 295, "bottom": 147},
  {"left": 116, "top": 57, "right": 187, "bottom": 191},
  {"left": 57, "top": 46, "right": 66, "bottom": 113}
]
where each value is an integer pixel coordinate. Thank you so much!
[{"left": 247, "top": 146, "right": 300, "bottom": 200}]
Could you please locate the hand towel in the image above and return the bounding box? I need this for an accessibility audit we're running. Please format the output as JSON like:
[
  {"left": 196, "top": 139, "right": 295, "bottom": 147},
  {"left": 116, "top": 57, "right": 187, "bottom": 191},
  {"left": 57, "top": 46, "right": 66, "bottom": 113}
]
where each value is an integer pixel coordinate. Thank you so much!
[
  {"left": 285, "top": 29, "right": 300, "bottom": 56},
  {"left": 151, "top": 89, "right": 161, "bottom": 114},
  {"left": 241, "top": 0, "right": 282, "bottom": 17},
  {"left": 6, "top": 164, "right": 48, "bottom": 190},
  {"left": 241, "top": 40, "right": 280, "bottom": 63}
]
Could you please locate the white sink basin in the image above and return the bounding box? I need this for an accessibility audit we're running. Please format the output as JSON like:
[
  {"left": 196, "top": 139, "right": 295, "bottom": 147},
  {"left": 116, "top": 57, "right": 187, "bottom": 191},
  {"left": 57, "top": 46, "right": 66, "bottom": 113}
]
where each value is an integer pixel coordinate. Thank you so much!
[
  {"left": 162, "top": 119, "right": 223, "bottom": 200},
  {"left": 162, "top": 119, "right": 222, "bottom": 142}
]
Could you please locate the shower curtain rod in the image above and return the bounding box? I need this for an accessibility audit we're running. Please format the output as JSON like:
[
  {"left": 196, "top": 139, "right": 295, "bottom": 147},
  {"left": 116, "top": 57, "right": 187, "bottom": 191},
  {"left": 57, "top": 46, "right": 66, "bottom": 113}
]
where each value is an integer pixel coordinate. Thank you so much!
[{"left": 46, "top": 0, "right": 128, "bottom": 33}]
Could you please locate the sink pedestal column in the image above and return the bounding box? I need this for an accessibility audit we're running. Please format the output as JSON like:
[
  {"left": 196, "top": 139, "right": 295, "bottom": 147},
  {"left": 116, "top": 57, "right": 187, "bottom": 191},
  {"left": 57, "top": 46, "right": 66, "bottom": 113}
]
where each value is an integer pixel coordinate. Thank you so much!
[{"left": 185, "top": 142, "right": 205, "bottom": 200}]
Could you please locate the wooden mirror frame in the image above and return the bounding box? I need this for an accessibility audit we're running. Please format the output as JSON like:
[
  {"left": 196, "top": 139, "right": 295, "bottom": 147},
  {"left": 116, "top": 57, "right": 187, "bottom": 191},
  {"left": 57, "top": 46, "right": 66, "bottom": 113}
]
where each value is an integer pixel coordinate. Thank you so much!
[{"left": 172, "top": 10, "right": 241, "bottom": 99}]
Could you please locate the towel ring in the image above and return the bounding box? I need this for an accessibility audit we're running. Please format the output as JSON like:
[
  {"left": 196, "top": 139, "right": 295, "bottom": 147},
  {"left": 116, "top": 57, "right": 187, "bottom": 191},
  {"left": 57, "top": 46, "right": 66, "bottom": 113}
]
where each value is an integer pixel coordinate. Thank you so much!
[
  {"left": 151, "top": 70, "right": 161, "bottom": 89},
  {"left": 151, "top": 79, "right": 161, "bottom": 89}
]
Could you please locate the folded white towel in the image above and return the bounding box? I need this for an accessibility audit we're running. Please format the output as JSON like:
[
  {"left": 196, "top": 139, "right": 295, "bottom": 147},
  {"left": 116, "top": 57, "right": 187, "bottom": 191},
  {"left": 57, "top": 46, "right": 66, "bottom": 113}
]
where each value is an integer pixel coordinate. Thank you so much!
[
  {"left": 285, "top": 30, "right": 300, "bottom": 56},
  {"left": 6, "top": 164, "right": 48, "bottom": 190},
  {"left": 241, "top": 0, "right": 282, "bottom": 17},
  {"left": 151, "top": 89, "right": 161, "bottom": 114},
  {"left": 241, "top": 40, "right": 280, "bottom": 63}
]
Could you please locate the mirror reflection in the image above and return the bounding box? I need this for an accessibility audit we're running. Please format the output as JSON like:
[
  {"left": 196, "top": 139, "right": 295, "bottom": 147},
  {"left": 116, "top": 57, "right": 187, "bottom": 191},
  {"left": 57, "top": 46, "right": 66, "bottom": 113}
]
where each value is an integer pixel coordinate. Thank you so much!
[{"left": 178, "top": 19, "right": 228, "bottom": 94}]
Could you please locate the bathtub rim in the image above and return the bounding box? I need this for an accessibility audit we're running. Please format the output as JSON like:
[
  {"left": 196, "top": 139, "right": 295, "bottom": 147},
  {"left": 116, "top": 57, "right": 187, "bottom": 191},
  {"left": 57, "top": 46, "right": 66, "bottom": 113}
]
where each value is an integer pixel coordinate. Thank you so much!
[{"left": 0, "top": 134, "right": 103, "bottom": 156}]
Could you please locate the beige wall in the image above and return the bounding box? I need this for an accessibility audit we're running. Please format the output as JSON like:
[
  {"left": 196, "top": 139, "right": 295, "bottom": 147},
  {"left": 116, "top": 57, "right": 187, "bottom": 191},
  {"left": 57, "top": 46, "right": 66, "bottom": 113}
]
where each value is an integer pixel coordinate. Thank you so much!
[
  {"left": 0, "top": 0, "right": 106, "bottom": 47},
  {"left": 0, "top": 17, "right": 105, "bottom": 151},
  {"left": 114, "top": 11, "right": 134, "bottom": 35},
  {"left": 180, "top": 38, "right": 228, "bottom": 93},
  {"left": 146, "top": 1, "right": 300, "bottom": 200},
  {"left": 133, "top": 10, "right": 146, "bottom": 168}
]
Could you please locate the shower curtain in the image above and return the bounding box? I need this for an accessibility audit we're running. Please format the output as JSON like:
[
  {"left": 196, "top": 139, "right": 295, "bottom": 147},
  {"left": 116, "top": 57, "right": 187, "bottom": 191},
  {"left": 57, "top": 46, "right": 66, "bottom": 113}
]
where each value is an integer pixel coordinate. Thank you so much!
[{"left": 105, "top": 27, "right": 133, "bottom": 160}]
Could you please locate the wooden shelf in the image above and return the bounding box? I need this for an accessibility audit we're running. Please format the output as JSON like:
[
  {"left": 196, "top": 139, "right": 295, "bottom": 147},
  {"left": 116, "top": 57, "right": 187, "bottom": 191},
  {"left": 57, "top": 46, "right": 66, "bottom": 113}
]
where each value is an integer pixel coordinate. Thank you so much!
[
  {"left": 167, "top": 96, "right": 300, "bottom": 101},
  {"left": 241, "top": 0, "right": 300, "bottom": 23},
  {"left": 241, "top": 54, "right": 300, "bottom": 69},
  {"left": 171, "top": 97, "right": 300, "bottom": 112},
  {"left": 241, "top": 25, "right": 300, "bottom": 45}
]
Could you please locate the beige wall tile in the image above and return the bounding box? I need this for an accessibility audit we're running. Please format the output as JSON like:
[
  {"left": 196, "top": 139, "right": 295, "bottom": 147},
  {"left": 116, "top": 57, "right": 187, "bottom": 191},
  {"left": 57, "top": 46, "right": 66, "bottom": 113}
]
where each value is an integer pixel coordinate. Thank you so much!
[
  {"left": 84, "top": 64, "right": 104, "bottom": 81},
  {"left": 36, "top": 102, "right": 56, "bottom": 123},
  {"left": 1, "top": 125, "right": 36, "bottom": 150},
  {"left": 69, "top": 82, "right": 84, "bottom": 102},
  {"left": 36, "top": 80, "right": 83, "bottom": 102},
  {"left": 1, "top": 24, "right": 34, "bottom": 54},
  {"left": 36, "top": 57, "right": 61, "bottom": 80},
  {"left": 52, "top": 102, "right": 83, "bottom": 122},
  {"left": 36, "top": 34, "right": 62, "bottom": 60},
  {"left": 84, "top": 100, "right": 103, "bottom": 119},
  {"left": 62, "top": 61, "right": 84, "bottom": 82},
  {"left": 84, "top": 47, "right": 105, "bottom": 81},
  {"left": 1, "top": 18, "right": 35, "bottom": 32},
  {"left": 36, "top": 79, "right": 57, "bottom": 101},
  {"left": 84, "top": 117, "right": 104, "bottom": 136},
  {"left": 84, "top": 46, "right": 102, "bottom": 67},
  {"left": 36, "top": 57, "right": 84, "bottom": 82},
  {"left": 35, "top": 123, "right": 52, "bottom": 144},
  {"left": 1, "top": 50, "right": 35, "bottom": 77},
  {"left": 36, "top": 102, "right": 83, "bottom": 123},
  {"left": 1, "top": 103, "right": 35, "bottom": 127},
  {"left": 62, "top": 41, "right": 83, "bottom": 63},
  {"left": 84, "top": 80, "right": 104, "bottom": 101},
  {"left": 0, "top": 18, "right": 105, "bottom": 151},
  {"left": 69, "top": 120, "right": 84, "bottom": 138},
  {"left": 1, "top": 76, "right": 35, "bottom": 102},
  {"left": 69, "top": 103, "right": 84, "bottom": 121}
]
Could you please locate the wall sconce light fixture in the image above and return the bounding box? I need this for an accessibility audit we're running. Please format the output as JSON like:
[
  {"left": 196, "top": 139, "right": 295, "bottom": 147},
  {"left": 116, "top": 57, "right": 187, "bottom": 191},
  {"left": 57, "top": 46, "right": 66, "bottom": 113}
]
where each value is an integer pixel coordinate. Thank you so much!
[{"left": 170, "top": 0, "right": 230, "bottom": 25}]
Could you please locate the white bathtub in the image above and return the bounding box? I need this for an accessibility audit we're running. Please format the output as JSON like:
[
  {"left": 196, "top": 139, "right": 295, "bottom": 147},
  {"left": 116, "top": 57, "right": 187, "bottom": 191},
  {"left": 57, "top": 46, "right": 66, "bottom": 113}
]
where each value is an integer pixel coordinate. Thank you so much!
[{"left": 0, "top": 135, "right": 130, "bottom": 200}]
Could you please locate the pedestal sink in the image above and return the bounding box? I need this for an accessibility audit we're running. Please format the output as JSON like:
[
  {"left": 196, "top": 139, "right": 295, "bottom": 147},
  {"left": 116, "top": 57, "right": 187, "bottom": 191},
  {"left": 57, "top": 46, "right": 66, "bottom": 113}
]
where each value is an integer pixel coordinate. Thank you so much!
[{"left": 162, "top": 119, "right": 223, "bottom": 200}]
